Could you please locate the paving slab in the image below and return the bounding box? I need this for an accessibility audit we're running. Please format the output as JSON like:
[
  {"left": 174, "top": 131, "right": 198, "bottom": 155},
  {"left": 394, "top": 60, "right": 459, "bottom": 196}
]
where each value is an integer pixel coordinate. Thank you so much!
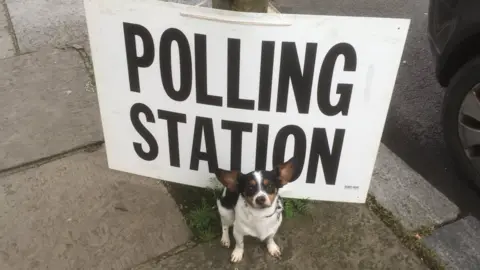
[
  {"left": 134, "top": 202, "right": 426, "bottom": 270},
  {"left": 0, "top": 146, "right": 191, "bottom": 270},
  {"left": 0, "top": 0, "right": 15, "bottom": 58},
  {"left": 5, "top": 0, "right": 211, "bottom": 54},
  {"left": 423, "top": 216, "right": 480, "bottom": 270},
  {"left": 369, "top": 144, "right": 459, "bottom": 231},
  {"left": 0, "top": 48, "right": 103, "bottom": 171},
  {"left": 5, "top": 0, "right": 88, "bottom": 53}
]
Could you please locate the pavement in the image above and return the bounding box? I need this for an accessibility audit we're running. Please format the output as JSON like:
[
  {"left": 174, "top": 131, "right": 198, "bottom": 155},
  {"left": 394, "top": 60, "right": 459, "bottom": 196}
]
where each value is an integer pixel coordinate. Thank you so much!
[
  {"left": 134, "top": 201, "right": 426, "bottom": 270},
  {"left": 0, "top": 0, "right": 479, "bottom": 269}
]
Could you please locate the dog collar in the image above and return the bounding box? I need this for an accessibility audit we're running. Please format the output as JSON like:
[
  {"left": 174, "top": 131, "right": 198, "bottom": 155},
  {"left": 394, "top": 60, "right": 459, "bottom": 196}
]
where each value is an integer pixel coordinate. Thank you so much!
[{"left": 264, "top": 197, "right": 283, "bottom": 220}]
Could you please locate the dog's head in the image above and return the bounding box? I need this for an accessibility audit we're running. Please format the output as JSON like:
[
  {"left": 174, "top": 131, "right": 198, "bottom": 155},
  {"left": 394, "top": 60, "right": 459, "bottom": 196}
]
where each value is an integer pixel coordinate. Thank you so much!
[{"left": 214, "top": 157, "right": 298, "bottom": 209}]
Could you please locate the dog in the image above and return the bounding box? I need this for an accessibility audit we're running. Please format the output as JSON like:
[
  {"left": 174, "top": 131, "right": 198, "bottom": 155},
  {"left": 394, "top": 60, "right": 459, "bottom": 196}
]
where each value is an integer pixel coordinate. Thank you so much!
[{"left": 214, "top": 157, "right": 298, "bottom": 263}]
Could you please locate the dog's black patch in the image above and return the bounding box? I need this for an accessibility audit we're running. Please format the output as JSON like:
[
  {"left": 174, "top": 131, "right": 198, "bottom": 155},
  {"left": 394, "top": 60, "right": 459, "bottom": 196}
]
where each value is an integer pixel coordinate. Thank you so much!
[{"left": 218, "top": 188, "right": 240, "bottom": 209}]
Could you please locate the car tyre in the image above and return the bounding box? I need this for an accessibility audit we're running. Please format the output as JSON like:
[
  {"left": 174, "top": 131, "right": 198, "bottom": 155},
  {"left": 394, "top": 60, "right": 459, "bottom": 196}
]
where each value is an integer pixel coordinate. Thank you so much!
[{"left": 443, "top": 56, "right": 480, "bottom": 191}]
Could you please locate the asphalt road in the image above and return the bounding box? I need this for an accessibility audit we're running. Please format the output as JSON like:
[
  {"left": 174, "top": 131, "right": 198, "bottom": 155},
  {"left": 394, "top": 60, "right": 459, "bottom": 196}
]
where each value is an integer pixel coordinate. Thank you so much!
[{"left": 272, "top": 0, "right": 480, "bottom": 219}]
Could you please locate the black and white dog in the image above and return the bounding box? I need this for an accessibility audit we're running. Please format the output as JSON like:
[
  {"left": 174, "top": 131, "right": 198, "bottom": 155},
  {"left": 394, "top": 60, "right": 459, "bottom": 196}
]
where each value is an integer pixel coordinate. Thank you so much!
[{"left": 214, "top": 157, "right": 298, "bottom": 263}]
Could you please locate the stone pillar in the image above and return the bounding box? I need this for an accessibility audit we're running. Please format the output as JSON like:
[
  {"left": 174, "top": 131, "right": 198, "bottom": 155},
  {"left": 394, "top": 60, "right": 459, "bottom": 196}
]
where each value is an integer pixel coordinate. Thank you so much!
[{"left": 212, "top": 0, "right": 268, "bottom": 13}]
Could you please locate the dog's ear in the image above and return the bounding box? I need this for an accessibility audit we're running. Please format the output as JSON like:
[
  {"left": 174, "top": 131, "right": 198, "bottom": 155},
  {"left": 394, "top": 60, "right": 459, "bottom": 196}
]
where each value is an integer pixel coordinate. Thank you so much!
[
  {"left": 275, "top": 157, "right": 298, "bottom": 188},
  {"left": 214, "top": 169, "right": 240, "bottom": 192}
]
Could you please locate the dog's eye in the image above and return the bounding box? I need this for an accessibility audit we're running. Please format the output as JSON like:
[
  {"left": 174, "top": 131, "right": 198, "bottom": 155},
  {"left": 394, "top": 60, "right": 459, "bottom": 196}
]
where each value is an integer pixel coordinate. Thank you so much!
[{"left": 264, "top": 184, "right": 275, "bottom": 193}]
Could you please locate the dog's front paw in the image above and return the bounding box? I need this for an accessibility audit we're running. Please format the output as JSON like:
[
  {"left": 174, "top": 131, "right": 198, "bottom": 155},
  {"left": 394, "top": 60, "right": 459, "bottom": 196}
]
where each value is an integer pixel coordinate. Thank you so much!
[
  {"left": 230, "top": 247, "right": 244, "bottom": 263},
  {"left": 220, "top": 235, "right": 230, "bottom": 248},
  {"left": 267, "top": 242, "right": 281, "bottom": 258}
]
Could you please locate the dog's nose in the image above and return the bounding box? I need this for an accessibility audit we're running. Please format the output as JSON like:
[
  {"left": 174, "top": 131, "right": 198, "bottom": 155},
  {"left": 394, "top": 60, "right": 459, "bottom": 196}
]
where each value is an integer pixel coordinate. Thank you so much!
[{"left": 255, "top": 196, "right": 266, "bottom": 205}]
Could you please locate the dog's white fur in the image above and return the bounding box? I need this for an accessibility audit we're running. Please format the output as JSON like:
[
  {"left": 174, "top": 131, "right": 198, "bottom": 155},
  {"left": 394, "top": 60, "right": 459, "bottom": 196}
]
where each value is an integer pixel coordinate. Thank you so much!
[{"left": 217, "top": 187, "right": 284, "bottom": 263}]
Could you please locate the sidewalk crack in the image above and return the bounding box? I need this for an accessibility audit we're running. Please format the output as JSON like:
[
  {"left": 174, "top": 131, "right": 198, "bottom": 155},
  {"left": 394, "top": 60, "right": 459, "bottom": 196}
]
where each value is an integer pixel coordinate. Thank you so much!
[
  {"left": 1, "top": 0, "right": 20, "bottom": 54},
  {"left": 131, "top": 241, "right": 198, "bottom": 270}
]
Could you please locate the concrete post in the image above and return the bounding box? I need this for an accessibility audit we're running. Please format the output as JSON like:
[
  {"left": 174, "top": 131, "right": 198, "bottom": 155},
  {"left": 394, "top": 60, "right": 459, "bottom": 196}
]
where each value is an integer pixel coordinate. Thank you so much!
[{"left": 212, "top": 0, "right": 268, "bottom": 13}]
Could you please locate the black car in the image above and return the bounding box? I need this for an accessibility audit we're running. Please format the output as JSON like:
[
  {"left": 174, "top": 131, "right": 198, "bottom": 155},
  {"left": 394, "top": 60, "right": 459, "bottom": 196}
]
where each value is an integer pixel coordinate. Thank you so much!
[{"left": 428, "top": 0, "right": 480, "bottom": 190}]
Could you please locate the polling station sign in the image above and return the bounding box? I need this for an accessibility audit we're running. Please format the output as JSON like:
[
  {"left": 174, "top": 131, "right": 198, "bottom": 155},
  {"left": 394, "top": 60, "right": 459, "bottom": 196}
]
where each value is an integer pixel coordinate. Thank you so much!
[{"left": 84, "top": 0, "right": 409, "bottom": 203}]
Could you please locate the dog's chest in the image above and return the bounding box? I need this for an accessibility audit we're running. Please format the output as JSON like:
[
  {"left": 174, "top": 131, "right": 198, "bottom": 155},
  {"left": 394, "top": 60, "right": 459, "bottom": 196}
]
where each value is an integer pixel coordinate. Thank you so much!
[{"left": 234, "top": 197, "right": 283, "bottom": 240}]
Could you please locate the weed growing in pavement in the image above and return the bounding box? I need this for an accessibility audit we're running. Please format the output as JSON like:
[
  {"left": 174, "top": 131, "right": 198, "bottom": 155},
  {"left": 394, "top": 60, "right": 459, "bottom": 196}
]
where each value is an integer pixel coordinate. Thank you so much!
[
  {"left": 184, "top": 178, "right": 223, "bottom": 241},
  {"left": 283, "top": 197, "right": 312, "bottom": 218},
  {"left": 185, "top": 197, "right": 219, "bottom": 242}
]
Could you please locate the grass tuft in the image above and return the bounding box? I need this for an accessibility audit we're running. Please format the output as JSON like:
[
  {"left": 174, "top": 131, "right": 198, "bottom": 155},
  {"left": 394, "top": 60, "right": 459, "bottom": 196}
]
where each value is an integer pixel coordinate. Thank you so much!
[
  {"left": 186, "top": 197, "right": 219, "bottom": 242},
  {"left": 283, "top": 197, "right": 311, "bottom": 219}
]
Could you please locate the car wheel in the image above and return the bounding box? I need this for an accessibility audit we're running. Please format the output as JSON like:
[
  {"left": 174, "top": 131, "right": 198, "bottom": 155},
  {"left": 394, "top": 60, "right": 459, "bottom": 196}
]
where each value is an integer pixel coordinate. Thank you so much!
[{"left": 443, "top": 56, "right": 480, "bottom": 191}]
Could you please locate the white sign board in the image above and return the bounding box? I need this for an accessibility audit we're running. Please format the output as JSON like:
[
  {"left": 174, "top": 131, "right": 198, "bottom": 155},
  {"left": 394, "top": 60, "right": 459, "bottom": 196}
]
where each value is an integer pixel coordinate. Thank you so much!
[{"left": 84, "top": 0, "right": 409, "bottom": 203}]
